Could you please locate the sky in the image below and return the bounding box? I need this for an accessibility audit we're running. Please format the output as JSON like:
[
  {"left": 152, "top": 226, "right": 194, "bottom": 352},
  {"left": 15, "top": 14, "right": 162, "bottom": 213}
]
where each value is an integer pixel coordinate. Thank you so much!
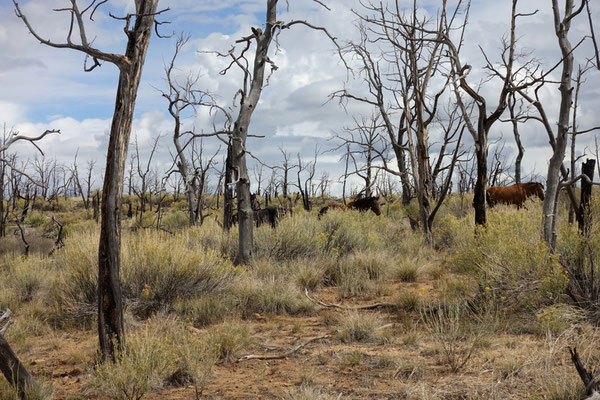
[{"left": 1, "top": 0, "right": 599, "bottom": 196}]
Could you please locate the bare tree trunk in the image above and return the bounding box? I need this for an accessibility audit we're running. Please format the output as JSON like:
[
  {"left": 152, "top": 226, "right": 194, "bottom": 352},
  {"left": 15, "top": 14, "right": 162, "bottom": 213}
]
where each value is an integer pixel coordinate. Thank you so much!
[
  {"left": 508, "top": 94, "right": 524, "bottom": 184},
  {"left": 543, "top": 0, "right": 577, "bottom": 248},
  {"left": 97, "top": 0, "right": 158, "bottom": 361},
  {"left": 230, "top": 1, "right": 280, "bottom": 264}
]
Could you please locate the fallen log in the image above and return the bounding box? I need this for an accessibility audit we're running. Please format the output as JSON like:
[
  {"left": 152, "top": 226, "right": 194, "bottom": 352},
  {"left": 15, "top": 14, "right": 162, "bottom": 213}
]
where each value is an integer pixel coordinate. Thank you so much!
[{"left": 0, "top": 309, "right": 38, "bottom": 398}]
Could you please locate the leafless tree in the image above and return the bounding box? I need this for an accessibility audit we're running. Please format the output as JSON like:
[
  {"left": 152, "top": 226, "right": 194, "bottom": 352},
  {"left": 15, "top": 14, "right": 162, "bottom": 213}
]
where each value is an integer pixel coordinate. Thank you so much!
[
  {"left": 340, "top": 0, "right": 467, "bottom": 241},
  {"left": 160, "top": 34, "right": 224, "bottom": 226},
  {"left": 132, "top": 135, "right": 161, "bottom": 225},
  {"left": 206, "top": 0, "right": 343, "bottom": 264},
  {"left": 439, "top": 0, "right": 528, "bottom": 226},
  {"left": 276, "top": 147, "right": 296, "bottom": 203},
  {"left": 70, "top": 151, "right": 96, "bottom": 210},
  {"left": 189, "top": 139, "right": 220, "bottom": 225},
  {"left": 14, "top": 0, "right": 164, "bottom": 361},
  {"left": 506, "top": 94, "right": 526, "bottom": 184},
  {"left": 295, "top": 147, "right": 319, "bottom": 211},
  {"left": 333, "top": 114, "right": 383, "bottom": 198},
  {"left": 331, "top": 23, "right": 413, "bottom": 205}
]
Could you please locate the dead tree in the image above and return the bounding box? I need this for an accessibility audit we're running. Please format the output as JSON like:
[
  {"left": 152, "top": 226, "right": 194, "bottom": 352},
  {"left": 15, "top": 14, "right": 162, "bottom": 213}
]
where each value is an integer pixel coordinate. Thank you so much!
[
  {"left": 223, "top": 142, "right": 235, "bottom": 232},
  {"left": 295, "top": 148, "right": 319, "bottom": 212},
  {"left": 207, "top": 0, "right": 343, "bottom": 264},
  {"left": 333, "top": 114, "right": 382, "bottom": 199},
  {"left": 14, "top": 0, "right": 163, "bottom": 361},
  {"left": 276, "top": 147, "right": 297, "bottom": 209},
  {"left": 569, "top": 65, "right": 591, "bottom": 223},
  {"left": 344, "top": 1, "right": 466, "bottom": 241},
  {"left": 505, "top": 93, "right": 526, "bottom": 184},
  {"left": 331, "top": 25, "right": 413, "bottom": 205},
  {"left": 132, "top": 135, "right": 161, "bottom": 225},
  {"left": 190, "top": 140, "right": 219, "bottom": 225},
  {"left": 160, "top": 34, "right": 225, "bottom": 226},
  {"left": 442, "top": 0, "right": 524, "bottom": 226},
  {"left": 492, "top": 0, "right": 598, "bottom": 248},
  {"left": 70, "top": 151, "right": 95, "bottom": 210}
]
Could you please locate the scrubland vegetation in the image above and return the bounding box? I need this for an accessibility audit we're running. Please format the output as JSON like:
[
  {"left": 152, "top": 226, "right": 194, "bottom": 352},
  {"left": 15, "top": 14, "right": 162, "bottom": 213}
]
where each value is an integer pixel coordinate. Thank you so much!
[{"left": 0, "top": 191, "right": 598, "bottom": 399}]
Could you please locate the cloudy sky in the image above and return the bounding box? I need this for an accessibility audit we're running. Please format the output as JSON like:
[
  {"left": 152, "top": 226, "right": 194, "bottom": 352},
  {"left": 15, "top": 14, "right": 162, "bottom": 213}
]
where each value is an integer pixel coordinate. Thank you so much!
[{"left": 1, "top": 0, "right": 599, "bottom": 195}]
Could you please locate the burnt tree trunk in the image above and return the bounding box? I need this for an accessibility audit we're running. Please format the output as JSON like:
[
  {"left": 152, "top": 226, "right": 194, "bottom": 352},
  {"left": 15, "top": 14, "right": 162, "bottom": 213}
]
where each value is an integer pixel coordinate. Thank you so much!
[
  {"left": 93, "top": 191, "right": 99, "bottom": 223},
  {"left": 578, "top": 158, "right": 595, "bottom": 235},
  {"left": 97, "top": 0, "right": 158, "bottom": 362}
]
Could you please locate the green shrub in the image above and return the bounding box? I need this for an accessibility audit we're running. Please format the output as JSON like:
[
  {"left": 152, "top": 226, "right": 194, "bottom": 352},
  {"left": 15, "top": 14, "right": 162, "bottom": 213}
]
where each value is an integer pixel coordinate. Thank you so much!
[
  {"left": 255, "top": 213, "right": 320, "bottom": 260},
  {"left": 447, "top": 206, "right": 567, "bottom": 314},
  {"left": 160, "top": 210, "right": 189, "bottom": 230},
  {"left": 122, "top": 231, "right": 234, "bottom": 318}
]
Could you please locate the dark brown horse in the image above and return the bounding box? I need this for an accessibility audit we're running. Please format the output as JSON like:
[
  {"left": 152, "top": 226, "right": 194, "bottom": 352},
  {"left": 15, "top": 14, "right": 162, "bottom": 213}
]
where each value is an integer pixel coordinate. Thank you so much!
[
  {"left": 486, "top": 182, "right": 545, "bottom": 209},
  {"left": 318, "top": 196, "right": 382, "bottom": 218}
]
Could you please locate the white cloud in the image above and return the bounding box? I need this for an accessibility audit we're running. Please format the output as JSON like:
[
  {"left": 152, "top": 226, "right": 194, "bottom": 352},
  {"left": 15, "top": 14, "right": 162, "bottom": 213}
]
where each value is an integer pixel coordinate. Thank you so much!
[{"left": 1, "top": 0, "right": 599, "bottom": 196}]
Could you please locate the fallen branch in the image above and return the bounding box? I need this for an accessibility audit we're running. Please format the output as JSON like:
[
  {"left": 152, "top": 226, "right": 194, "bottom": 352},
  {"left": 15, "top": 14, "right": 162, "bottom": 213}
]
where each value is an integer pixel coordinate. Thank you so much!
[
  {"left": 304, "top": 288, "right": 396, "bottom": 310},
  {"left": 237, "top": 334, "right": 330, "bottom": 362},
  {"left": 570, "top": 347, "right": 600, "bottom": 397}
]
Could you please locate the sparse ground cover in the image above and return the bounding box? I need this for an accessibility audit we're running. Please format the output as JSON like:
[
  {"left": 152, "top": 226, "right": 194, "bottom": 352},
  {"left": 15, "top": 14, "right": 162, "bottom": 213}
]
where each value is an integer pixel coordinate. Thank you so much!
[{"left": 0, "top": 193, "right": 598, "bottom": 399}]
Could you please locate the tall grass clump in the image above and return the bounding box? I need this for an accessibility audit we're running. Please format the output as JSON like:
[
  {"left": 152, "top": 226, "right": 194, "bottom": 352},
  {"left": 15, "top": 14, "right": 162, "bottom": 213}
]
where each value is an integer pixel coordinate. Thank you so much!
[
  {"left": 231, "top": 276, "right": 314, "bottom": 317},
  {"left": 207, "top": 321, "right": 251, "bottom": 361},
  {"left": 0, "top": 255, "right": 48, "bottom": 309},
  {"left": 49, "top": 231, "right": 98, "bottom": 324},
  {"left": 421, "top": 303, "right": 485, "bottom": 373},
  {"left": 185, "top": 220, "right": 237, "bottom": 259},
  {"left": 0, "top": 378, "right": 53, "bottom": 400},
  {"left": 334, "top": 311, "right": 385, "bottom": 343}
]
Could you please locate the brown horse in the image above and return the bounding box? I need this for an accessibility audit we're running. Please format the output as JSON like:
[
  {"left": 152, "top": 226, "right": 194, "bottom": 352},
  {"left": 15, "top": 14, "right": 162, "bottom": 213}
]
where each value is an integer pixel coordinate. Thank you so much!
[
  {"left": 318, "top": 196, "right": 382, "bottom": 218},
  {"left": 486, "top": 182, "right": 545, "bottom": 209}
]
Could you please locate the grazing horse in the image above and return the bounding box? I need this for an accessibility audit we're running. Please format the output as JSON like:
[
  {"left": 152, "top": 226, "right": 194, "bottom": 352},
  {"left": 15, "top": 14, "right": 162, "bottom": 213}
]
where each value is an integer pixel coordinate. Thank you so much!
[
  {"left": 318, "top": 196, "right": 382, "bottom": 218},
  {"left": 254, "top": 207, "right": 287, "bottom": 228},
  {"left": 486, "top": 182, "right": 545, "bottom": 209}
]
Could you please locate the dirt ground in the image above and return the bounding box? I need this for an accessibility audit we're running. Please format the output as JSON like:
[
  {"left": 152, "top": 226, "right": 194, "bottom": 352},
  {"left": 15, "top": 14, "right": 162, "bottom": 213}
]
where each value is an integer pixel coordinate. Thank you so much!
[{"left": 15, "top": 280, "right": 582, "bottom": 400}]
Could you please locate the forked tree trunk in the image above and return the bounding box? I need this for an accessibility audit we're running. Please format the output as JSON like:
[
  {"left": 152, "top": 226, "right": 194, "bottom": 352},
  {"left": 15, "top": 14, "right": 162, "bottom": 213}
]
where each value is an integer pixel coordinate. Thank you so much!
[
  {"left": 98, "top": 0, "right": 158, "bottom": 362},
  {"left": 231, "top": 0, "right": 277, "bottom": 265}
]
